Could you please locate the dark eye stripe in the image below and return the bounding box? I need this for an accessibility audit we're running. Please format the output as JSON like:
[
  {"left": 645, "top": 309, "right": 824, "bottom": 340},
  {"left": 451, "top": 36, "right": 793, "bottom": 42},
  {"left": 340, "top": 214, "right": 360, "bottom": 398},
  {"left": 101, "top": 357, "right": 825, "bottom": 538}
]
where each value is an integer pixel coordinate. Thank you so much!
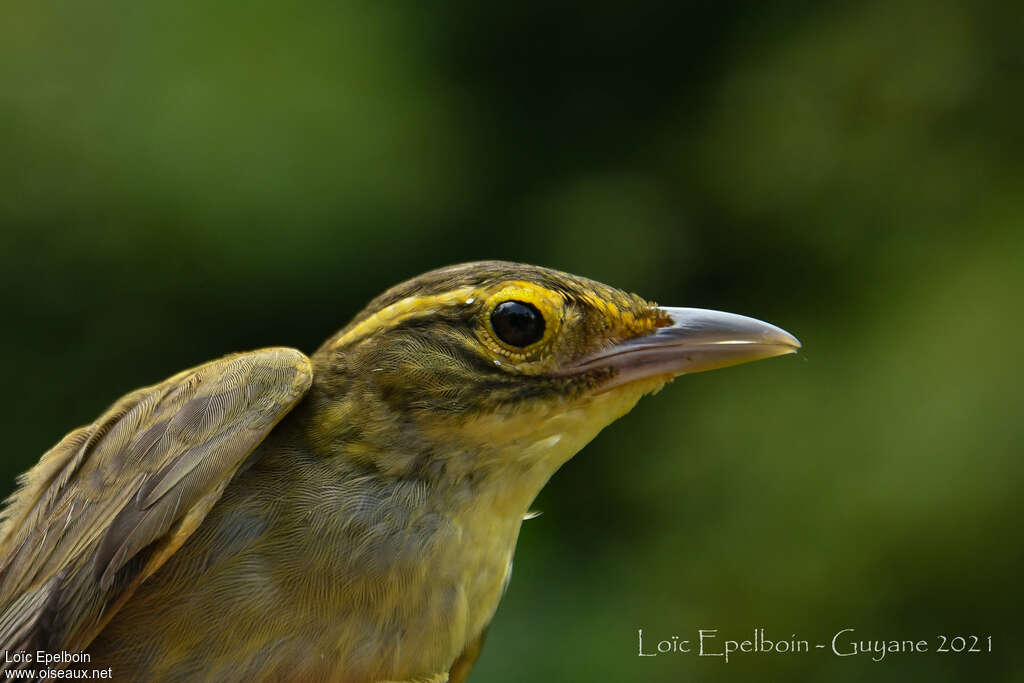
[{"left": 491, "top": 301, "right": 545, "bottom": 348}]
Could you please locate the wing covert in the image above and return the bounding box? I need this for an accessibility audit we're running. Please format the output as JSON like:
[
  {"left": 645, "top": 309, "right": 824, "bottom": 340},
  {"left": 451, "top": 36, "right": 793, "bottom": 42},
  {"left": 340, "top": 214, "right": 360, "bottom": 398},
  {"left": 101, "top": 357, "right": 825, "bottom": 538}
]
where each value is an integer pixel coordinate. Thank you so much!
[{"left": 0, "top": 347, "right": 312, "bottom": 656}]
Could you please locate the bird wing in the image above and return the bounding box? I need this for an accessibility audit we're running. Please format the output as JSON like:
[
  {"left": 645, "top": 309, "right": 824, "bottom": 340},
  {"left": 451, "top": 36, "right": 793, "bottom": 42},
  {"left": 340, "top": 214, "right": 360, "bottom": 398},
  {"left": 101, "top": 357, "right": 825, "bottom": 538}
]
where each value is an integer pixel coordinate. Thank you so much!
[{"left": 0, "top": 347, "right": 312, "bottom": 657}]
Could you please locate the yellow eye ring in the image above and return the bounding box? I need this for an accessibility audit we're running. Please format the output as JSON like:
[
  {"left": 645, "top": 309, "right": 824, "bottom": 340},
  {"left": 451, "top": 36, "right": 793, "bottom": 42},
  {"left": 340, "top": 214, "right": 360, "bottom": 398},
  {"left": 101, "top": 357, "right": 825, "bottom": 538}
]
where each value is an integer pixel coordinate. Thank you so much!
[{"left": 480, "top": 282, "right": 563, "bottom": 361}]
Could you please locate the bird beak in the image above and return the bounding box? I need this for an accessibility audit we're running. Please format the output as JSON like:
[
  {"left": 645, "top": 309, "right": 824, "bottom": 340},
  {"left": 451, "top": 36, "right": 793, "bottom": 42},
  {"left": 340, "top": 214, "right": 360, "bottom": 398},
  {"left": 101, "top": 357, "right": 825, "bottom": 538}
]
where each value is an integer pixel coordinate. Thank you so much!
[{"left": 566, "top": 307, "right": 801, "bottom": 392}]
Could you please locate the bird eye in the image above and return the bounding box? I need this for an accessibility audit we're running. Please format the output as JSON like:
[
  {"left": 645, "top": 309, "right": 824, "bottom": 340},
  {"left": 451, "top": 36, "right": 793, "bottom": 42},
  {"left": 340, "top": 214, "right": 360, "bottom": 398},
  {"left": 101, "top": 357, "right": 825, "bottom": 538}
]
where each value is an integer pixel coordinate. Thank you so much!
[{"left": 490, "top": 300, "right": 545, "bottom": 348}]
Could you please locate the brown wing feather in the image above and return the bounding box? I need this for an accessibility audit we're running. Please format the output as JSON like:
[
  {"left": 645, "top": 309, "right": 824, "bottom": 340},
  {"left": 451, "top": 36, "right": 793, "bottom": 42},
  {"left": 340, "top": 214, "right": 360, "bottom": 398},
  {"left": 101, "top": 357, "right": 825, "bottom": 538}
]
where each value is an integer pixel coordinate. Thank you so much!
[{"left": 0, "top": 347, "right": 312, "bottom": 658}]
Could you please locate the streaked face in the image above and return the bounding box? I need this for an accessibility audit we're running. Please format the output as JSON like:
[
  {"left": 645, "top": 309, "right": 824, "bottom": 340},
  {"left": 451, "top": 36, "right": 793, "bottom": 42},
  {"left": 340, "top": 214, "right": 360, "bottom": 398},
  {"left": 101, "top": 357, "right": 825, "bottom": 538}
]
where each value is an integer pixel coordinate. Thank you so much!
[{"left": 317, "top": 261, "right": 798, "bottom": 419}]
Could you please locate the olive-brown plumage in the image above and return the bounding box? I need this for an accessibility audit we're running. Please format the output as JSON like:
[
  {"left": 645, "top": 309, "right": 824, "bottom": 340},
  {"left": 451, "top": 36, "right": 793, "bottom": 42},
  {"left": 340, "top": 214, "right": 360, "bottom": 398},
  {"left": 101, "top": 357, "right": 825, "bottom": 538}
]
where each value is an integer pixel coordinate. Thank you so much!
[{"left": 0, "top": 262, "right": 799, "bottom": 682}]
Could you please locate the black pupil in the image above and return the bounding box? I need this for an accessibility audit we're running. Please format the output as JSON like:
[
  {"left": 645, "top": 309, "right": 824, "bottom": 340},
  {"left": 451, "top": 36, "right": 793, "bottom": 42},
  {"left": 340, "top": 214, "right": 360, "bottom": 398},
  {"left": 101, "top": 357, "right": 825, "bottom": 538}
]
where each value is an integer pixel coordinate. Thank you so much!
[{"left": 491, "top": 300, "right": 545, "bottom": 348}]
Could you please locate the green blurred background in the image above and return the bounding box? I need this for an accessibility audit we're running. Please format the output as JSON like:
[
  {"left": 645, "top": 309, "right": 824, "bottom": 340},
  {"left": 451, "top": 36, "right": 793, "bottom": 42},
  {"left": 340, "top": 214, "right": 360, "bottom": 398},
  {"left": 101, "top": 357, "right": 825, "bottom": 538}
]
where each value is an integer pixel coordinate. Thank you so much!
[{"left": 2, "top": 0, "right": 1021, "bottom": 680}]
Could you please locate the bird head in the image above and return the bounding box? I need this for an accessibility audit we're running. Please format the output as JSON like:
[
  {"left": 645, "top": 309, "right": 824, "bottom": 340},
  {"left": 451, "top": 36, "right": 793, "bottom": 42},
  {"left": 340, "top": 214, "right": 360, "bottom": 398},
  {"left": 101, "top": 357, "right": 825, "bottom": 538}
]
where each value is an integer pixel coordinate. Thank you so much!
[{"left": 307, "top": 261, "right": 799, "bottom": 506}]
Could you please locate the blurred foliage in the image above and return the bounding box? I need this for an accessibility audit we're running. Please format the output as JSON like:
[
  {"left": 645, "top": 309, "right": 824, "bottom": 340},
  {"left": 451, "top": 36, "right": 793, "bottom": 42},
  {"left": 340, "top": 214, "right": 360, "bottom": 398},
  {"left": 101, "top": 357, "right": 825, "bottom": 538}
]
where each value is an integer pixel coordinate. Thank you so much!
[{"left": 1, "top": 0, "right": 1021, "bottom": 680}]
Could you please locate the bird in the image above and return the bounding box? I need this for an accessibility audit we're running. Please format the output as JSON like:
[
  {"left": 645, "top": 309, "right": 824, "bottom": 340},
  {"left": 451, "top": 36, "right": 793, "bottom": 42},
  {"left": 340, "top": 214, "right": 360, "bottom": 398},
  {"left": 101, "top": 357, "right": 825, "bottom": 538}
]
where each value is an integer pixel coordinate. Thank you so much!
[{"left": 0, "top": 261, "right": 799, "bottom": 682}]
